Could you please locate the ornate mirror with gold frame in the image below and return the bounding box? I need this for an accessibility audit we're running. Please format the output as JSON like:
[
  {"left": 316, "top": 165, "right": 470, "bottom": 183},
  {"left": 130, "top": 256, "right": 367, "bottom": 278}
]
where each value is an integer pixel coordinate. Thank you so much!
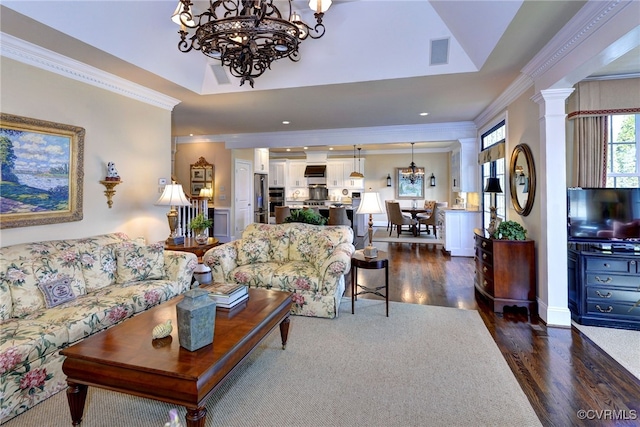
[
  {"left": 509, "top": 144, "right": 536, "bottom": 216},
  {"left": 190, "top": 156, "right": 214, "bottom": 199}
]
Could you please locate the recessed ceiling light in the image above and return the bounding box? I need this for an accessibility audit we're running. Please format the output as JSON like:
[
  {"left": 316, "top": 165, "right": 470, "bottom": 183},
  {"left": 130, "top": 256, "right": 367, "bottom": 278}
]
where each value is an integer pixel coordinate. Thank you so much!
[
  {"left": 329, "top": 147, "right": 334, "bottom": 150},
  {"left": 282, "top": 121, "right": 290, "bottom": 125},
  {"left": 303, "top": 146, "right": 308, "bottom": 150},
  {"left": 286, "top": 148, "right": 291, "bottom": 152},
  {"left": 420, "top": 112, "right": 429, "bottom": 116},
  {"left": 189, "top": 133, "right": 194, "bottom": 136}
]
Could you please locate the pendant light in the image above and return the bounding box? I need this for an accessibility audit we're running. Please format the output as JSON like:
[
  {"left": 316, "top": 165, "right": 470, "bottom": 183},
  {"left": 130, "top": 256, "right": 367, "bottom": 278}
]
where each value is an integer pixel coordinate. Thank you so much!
[
  {"left": 349, "top": 145, "right": 364, "bottom": 178},
  {"left": 357, "top": 147, "right": 365, "bottom": 178},
  {"left": 401, "top": 143, "right": 422, "bottom": 184}
]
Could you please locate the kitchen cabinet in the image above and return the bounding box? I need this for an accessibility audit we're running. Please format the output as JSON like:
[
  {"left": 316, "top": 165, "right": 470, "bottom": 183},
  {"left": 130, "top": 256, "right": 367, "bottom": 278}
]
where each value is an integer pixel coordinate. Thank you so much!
[
  {"left": 254, "top": 148, "right": 269, "bottom": 173},
  {"left": 269, "top": 161, "right": 286, "bottom": 187},
  {"left": 474, "top": 229, "right": 537, "bottom": 316},
  {"left": 568, "top": 245, "right": 640, "bottom": 330},
  {"left": 451, "top": 139, "right": 478, "bottom": 193},
  {"left": 438, "top": 209, "right": 481, "bottom": 256},
  {"left": 326, "top": 161, "right": 345, "bottom": 188},
  {"left": 343, "top": 159, "right": 365, "bottom": 189},
  {"left": 288, "top": 160, "right": 307, "bottom": 188}
]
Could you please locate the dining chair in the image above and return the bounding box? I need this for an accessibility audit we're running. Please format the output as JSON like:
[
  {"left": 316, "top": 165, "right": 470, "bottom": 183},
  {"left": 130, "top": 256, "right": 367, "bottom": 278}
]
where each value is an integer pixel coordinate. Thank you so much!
[
  {"left": 387, "top": 201, "right": 417, "bottom": 237},
  {"left": 417, "top": 200, "right": 437, "bottom": 237}
]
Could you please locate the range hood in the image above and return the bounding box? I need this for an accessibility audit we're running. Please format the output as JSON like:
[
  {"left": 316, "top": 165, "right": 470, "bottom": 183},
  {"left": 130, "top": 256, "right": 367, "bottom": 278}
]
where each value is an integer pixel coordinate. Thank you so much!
[{"left": 304, "top": 165, "right": 326, "bottom": 178}]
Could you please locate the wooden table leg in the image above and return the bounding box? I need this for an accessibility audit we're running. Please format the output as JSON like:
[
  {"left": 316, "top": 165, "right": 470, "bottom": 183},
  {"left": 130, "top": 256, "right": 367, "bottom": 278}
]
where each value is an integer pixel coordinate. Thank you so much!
[
  {"left": 185, "top": 407, "right": 207, "bottom": 427},
  {"left": 385, "top": 263, "right": 389, "bottom": 317},
  {"left": 66, "top": 381, "right": 87, "bottom": 426},
  {"left": 279, "top": 315, "right": 290, "bottom": 349},
  {"left": 351, "top": 265, "right": 357, "bottom": 314}
]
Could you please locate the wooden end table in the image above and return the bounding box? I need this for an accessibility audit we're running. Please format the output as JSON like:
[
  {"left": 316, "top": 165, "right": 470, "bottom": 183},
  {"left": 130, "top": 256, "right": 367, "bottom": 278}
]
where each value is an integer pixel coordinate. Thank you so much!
[
  {"left": 351, "top": 250, "right": 389, "bottom": 317},
  {"left": 61, "top": 287, "right": 291, "bottom": 427},
  {"left": 165, "top": 237, "right": 219, "bottom": 286}
]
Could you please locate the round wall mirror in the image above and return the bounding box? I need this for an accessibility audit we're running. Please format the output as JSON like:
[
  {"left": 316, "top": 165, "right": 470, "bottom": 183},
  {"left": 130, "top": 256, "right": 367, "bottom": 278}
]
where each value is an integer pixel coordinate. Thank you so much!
[{"left": 509, "top": 144, "right": 536, "bottom": 216}]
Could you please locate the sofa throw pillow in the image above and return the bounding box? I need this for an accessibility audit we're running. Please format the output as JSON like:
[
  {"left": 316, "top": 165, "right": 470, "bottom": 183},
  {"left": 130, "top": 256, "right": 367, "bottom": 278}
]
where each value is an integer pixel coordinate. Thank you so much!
[
  {"left": 38, "top": 275, "right": 76, "bottom": 308},
  {"left": 2, "top": 259, "right": 45, "bottom": 318},
  {"left": 116, "top": 242, "right": 165, "bottom": 284},
  {"left": 237, "top": 238, "right": 271, "bottom": 265},
  {"left": 79, "top": 245, "right": 118, "bottom": 291}
]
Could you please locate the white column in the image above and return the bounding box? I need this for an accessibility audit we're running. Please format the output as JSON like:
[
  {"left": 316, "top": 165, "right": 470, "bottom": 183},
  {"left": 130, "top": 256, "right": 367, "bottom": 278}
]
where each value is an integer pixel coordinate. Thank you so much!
[{"left": 531, "top": 88, "right": 574, "bottom": 327}]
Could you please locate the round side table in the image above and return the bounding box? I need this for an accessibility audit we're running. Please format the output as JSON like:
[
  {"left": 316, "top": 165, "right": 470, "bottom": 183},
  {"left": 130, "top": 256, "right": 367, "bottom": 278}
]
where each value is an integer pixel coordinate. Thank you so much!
[
  {"left": 165, "top": 237, "right": 219, "bottom": 286},
  {"left": 351, "top": 250, "right": 389, "bottom": 317}
]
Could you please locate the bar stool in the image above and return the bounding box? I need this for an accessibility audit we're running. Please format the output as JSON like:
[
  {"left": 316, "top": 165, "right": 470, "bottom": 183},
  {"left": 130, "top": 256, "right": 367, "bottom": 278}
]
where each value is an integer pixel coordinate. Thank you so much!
[{"left": 275, "top": 206, "right": 291, "bottom": 224}]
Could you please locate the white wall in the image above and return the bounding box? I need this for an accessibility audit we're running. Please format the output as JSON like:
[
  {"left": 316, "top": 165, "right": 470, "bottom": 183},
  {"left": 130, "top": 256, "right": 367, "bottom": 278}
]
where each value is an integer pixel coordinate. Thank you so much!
[{"left": 1, "top": 58, "right": 172, "bottom": 246}]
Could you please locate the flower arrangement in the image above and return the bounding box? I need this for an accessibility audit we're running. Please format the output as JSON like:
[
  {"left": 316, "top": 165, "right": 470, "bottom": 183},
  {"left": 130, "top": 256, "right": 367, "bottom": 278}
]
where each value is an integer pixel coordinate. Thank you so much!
[{"left": 492, "top": 220, "right": 527, "bottom": 240}]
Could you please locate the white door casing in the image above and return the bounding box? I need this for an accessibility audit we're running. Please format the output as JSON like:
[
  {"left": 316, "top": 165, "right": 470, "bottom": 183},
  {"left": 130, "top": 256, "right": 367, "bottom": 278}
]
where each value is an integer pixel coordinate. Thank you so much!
[{"left": 234, "top": 159, "right": 253, "bottom": 239}]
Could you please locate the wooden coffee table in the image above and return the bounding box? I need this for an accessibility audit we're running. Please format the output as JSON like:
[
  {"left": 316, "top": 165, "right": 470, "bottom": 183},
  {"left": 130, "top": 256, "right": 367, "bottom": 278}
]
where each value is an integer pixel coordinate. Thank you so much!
[{"left": 60, "top": 287, "right": 292, "bottom": 427}]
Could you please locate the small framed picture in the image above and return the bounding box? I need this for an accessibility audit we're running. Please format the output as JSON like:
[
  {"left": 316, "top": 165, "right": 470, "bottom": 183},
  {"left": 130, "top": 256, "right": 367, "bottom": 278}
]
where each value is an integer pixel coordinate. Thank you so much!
[
  {"left": 191, "top": 182, "right": 204, "bottom": 196},
  {"left": 191, "top": 168, "right": 205, "bottom": 181}
]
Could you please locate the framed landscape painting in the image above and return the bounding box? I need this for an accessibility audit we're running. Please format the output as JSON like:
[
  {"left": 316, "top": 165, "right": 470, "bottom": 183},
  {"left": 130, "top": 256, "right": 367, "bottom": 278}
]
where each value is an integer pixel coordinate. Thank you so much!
[
  {"left": 0, "top": 113, "right": 84, "bottom": 229},
  {"left": 395, "top": 167, "right": 425, "bottom": 199}
]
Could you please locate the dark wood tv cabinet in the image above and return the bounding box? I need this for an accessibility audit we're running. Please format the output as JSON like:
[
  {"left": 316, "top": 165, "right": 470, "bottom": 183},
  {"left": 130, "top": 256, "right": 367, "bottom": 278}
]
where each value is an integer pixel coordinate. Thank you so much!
[
  {"left": 568, "top": 244, "right": 640, "bottom": 330},
  {"left": 473, "top": 229, "right": 537, "bottom": 316}
]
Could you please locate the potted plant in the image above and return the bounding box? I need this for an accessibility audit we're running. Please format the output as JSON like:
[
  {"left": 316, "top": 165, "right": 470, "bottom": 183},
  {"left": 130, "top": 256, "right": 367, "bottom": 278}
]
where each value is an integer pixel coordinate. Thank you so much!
[
  {"left": 283, "top": 209, "right": 327, "bottom": 225},
  {"left": 189, "top": 213, "right": 213, "bottom": 244},
  {"left": 492, "top": 220, "right": 527, "bottom": 240}
]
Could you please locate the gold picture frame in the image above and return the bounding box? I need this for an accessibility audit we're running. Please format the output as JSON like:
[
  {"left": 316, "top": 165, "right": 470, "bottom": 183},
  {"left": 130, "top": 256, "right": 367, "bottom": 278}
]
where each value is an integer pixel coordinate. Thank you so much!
[
  {"left": 0, "top": 113, "right": 84, "bottom": 229},
  {"left": 395, "top": 167, "right": 425, "bottom": 199}
]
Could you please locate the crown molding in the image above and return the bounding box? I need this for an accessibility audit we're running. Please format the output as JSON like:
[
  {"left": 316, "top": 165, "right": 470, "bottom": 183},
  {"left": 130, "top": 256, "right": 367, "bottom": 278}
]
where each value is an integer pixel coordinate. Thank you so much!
[
  {"left": 474, "top": 0, "right": 631, "bottom": 129},
  {"left": 0, "top": 32, "right": 181, "bottom": 111},
  {"left": 176, "top": 122, "right": 477, "bottom": 148},
  {"left": 521, "top": 0, "right": 628, "bottom": 81}
]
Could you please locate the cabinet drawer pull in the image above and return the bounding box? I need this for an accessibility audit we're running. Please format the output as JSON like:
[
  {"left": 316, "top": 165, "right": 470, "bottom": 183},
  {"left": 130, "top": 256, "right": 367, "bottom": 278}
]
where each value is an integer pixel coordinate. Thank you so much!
[
  {"left": 483, "top": 280, "right": 488, "bottom": 286},
  {"left": 482, "top": 241, "right": 487, "bottom": 248},
  {"left": 482, "top": 253, "right": 487, "bottom": 260},
  {"left": 483, "top": 266, "right": 487, "bottom": 273},
  {"left": 603, "top": 263, "right": 610, "bottom": 268},
  {"left": 595, "top": 290, "right": 612, "bottom": 298},
  {"left": 631, "top": 260, "right": 636, "bottom": 265},
  {"left": 594, "top": 276, "right": 612, "bottom": 284},
  {"left": 595, "top": 305, "right": 613, "bottom": 313}
]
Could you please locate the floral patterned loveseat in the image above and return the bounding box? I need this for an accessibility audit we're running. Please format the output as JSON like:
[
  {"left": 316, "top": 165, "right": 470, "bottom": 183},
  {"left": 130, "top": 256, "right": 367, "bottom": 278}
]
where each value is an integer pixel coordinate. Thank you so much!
[
  {"left": 203, "top": 223, "right": 355, "bottom": 319},
  {"left": 0, "top": 233, "right": 198, "bottom": 423}
]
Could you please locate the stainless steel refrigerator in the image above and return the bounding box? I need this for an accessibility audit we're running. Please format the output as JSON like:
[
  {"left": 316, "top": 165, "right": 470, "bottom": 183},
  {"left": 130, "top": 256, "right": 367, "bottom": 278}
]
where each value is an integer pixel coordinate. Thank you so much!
[{"left": 254, "top": 173, "right": 268, "bottom": 224}]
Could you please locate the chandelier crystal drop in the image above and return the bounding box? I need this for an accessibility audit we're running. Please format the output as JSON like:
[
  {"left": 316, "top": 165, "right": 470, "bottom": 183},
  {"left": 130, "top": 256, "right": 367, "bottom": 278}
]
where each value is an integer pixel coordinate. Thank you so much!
[{"left": 174, "top": 0, "right": 331, "bottom": 87}]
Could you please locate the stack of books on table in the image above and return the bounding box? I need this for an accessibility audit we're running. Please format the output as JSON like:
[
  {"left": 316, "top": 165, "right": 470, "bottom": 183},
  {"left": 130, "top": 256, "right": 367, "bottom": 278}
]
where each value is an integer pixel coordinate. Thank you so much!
[{"left": 208, "top": 283, "right": 248, "bottom": 309}]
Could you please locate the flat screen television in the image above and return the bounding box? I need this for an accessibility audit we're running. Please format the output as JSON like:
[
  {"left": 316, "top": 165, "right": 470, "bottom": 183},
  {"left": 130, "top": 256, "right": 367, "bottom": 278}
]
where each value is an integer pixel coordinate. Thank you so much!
[{"left": 567, "top": 188, "right": 640, "bottom": 242}]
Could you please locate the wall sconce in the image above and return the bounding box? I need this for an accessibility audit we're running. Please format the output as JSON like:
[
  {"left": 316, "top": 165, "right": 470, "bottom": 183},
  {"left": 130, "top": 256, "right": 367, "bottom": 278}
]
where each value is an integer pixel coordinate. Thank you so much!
[
  {"left": 386, "top": 174, "right": 392, "bottom": 187},
  {"left": 430, "top": 173, "right": 436, "bottom": 187}
]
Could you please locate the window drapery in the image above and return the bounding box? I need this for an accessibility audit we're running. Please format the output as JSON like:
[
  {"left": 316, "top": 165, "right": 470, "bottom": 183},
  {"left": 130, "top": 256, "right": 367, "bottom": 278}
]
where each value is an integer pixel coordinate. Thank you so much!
[{"left": 570, "top": 116, "right": 608, "bottom": 188}]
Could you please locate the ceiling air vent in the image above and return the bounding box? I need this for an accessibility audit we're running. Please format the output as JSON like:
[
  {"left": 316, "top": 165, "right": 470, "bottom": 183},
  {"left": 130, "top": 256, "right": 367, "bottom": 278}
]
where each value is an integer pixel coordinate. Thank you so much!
[{"left": 430, "top": 38, "right": 449, "bottom": 66}]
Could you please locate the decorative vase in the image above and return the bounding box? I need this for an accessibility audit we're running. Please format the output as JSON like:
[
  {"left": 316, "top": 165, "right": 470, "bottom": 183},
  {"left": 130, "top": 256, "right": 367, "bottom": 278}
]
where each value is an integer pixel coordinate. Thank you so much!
[
  {"left": 176, "top": 288, "right": 216, "bottom": 351},
  {"left": 194, "top": 229, "right": 208, "bottom": 244}
]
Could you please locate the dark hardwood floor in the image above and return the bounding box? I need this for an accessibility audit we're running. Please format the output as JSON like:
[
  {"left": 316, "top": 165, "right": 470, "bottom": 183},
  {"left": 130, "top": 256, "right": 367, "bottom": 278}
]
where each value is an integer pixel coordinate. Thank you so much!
[{"left": 346, "top": 239, "right": 640, "bottom": 427}]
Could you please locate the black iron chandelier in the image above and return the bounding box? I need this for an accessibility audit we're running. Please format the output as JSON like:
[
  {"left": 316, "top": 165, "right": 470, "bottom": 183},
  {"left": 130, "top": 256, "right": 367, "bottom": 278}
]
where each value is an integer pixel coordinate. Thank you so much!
[
  {"left": 400, "top": 143, "right": 424, "bottom": 184},
  {"left": 173, "top": 0, "right": 332, "bottom": 87}
]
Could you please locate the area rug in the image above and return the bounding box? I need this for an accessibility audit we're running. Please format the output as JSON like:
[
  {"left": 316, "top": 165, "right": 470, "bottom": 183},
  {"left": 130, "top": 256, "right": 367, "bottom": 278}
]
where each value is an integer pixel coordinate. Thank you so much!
[
  {"left": 372, "top": 227, "right": 444, "bottom": 245},
  {"left": 573, "top": 322, "right": 640, "bottom": 380},
  {"left": 4, "top": 300, "right": 541, "bottom": 427}
]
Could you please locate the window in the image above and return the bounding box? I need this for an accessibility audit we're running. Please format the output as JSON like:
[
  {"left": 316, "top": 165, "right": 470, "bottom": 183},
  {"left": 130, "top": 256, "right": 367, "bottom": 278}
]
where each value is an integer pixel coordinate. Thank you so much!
[
  {"left": 480, "top": 120, "right": 506, "bottom": 228},
  {"left": 606, "top": 114, "right": 639, "bottom": 188}
]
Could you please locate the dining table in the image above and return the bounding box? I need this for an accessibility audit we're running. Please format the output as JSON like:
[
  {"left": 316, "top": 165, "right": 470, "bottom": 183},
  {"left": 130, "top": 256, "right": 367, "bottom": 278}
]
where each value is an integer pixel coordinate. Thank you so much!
[{"left": 401, "top": 208, "right": 428, "bottom": 236}]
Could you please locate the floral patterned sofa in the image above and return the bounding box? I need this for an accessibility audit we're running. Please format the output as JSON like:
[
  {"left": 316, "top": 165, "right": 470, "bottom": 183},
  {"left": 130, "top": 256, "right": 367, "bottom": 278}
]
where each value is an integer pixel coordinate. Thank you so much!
[
  {"left": 203, "top": 223, "right": 355, "bottom": 319},
  {"left": 0, "top": 233, "right": 198, "bottom": 423}
]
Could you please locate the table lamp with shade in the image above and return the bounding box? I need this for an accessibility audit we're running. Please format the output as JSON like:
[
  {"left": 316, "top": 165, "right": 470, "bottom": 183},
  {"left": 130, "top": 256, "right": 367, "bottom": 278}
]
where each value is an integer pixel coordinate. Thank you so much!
[
  {"left": 356, "top": 189, "right": 384, "bottom": 258},
  {"left": 484, "top": 177, "right": 503, "bottom": 235},
  {"left": 155, "top": 184, "right": 191, "bottom": 244},
  {"left": 199, "top": 187, "right": 213, "bottom": 203}
]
